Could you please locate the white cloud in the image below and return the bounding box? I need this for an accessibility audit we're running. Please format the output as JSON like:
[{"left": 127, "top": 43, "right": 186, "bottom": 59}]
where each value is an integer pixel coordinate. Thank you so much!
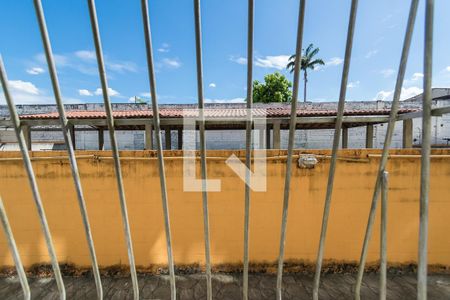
[
  {"left": 254, "top": 55, "right": 290, "bottom": 70},
  {"left": 0, "top": 94, "right": 82, "bottom": 105},
  {"left": 446, "top": 66, "right": 450, "bottom": 72},
  {"left": 26, "top": 67, "right": 45, "bottom": 75},
  {"left": 75, "top": 50, "right": 96, "bottom": 61},
  {"left": 381, "top": 14, "right": 393, "bottom": 23},
  {"left": 161, "top": 58, "right": 181, "bottom": 69},
  {"left": 365, "top": 50, "right": 378, "bottom": 59},
  {"left": 157, "top": 43, "right": 170, "bottom": 53},
  {"left": 78, "top": 89, "right": 93, "bottom": 96},
  {"left": 94, "top": 87, "right": 120, "bottom": 97},
  {"left": 313, "top": 64, "right": 324, "bottom": 71},
  {"left": 231, "top": 54, "right": 342, "bottom": 71},
  {"left": 35, "top": 53, "right": 69, "bottom": 67},
  {"left": 107, "top": 61, "right": 137, "bottom": 73},
  {"left": 229, "top": 56, "right": 247, "bottom": 65},
  {"left": 403, "top": 72, "right": 424, "bottom": 86},
  {"left": 140, "top": 92, "right": 151, "bottom": 98},
  {"left": 401, "top": 86, "right": 423, "bottom": 99},
  {"left": 8, "top": 80, "right": 39, "bottom": 95},
  {"left": 326, "top": 57, "right": 344, "bottom": 66},
  {"left": 374, "top": 86, "right": 423, "bottom": 101},
  {"left": 35, "top": 52, "right": 97, "bottom": 75},
  {"left": 209, "top": 83, "right": 216, "bottom": 88},
  {"left": 380, "top": 68, "right": 395, "bottom": 78},
  {"left": 411, "top": 72, "right": 424, "bottom": 81},
  {"left": 313, "top": 57, "right": 344, "bottom": 71},
  {"left": 347, "top": 80, "right": 360, "bottom": 88},
  {"left": 205, "top": 97, "right": 245, "bottom": 103},
  {"left": 0, "top": 80, "right": 83, "bottom": 104},
  {"left": 374, "top": 90, "right": 393, "bottom": 100},
  {"left": 35, "top": 51, "right": 137, "bottom": 75}
]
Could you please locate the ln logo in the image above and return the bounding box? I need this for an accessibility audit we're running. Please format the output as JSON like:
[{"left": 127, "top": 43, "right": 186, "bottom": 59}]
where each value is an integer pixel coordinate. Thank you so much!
[{"left": 182, "top": 109, "right": 267, "bottom": 192}]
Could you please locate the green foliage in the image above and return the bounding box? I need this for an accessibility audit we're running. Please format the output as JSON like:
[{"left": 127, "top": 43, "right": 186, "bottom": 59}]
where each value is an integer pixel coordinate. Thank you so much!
[{"left": 253, "top": 72, "right": 292, "bottom": 103}]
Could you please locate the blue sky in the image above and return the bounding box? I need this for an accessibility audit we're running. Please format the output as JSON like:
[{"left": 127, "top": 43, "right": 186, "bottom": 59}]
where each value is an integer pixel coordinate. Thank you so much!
[{"left": 1, "top": 0, "right": 450, "bottom": 105}]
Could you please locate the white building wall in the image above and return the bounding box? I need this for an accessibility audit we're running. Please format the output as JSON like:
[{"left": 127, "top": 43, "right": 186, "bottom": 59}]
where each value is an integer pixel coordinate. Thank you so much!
[{"left": 2, "top": 89, "right": 450, "bottom": 151}]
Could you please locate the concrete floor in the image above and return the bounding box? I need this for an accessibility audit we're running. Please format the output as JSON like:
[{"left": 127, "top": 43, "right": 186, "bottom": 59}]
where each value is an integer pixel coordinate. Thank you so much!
[{"left": 1, "top": 273, "right": 450, "bottom": 299}]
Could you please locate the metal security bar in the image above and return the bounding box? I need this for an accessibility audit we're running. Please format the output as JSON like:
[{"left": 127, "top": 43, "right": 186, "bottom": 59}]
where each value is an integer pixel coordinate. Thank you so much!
[
  {"left": 33, "top": 1, "right": 103, "bottom": 298},
  {"left": 86, "top": 0, "right": 139, "bottom": 299},
  {"left": 193, "top": 1, "right": 213, "bottom": 299},
  {"left": 379, "top": 171, "right": 388, "bottom": 300},
  {"left": 418, "top": 1, "right": 434, "bottom": 299},
  {"left": 312, "top": 1, "right": 358, "bottom": 299},
  {"left": 140, "top": 0, "right": 177, "bottom": 299},
  {"left": 0, "top": 57, "right": 66, "bottom": 299},
  {"left": 0, "top": 196, "right": 30, "bottom": 300},
  {"left": 276, "top": 0, "right": 305, "bottom": 299},
  {"left": 243, "top": 0, "right": 254, "bottom": 299},
  {"left": 354, "top": 1, "right": 419, "bottom": 298},
  {"left": 0, "top": 0, "right": 446, "bottom": 299}
]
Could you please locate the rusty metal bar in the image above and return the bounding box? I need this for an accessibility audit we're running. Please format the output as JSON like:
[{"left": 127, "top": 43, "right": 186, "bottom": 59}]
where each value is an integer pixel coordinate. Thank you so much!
[
  {"left": 418, "top": 0, "right": 434, "bottom": 298},
  {"left": 193, "top": 1, "right": 212, "bottom": 298},
  {"left": 354, "top": 1, "right": 419, "bottom": 298},
  {"left": 380, "top": 171, "right": 388, "bottom": 300},
  {"left": 33, "top": 1, "right": 103, "bottom": 298},
  {"left": 86, "top": 1, "right": 139, "bottom": 299},
  {"left": 312, "top": 1, "right": 359, "bottom": 299},
  {"left": 243, "top": 0, "right": 254, "bottom": 299},
  {"left": 275, "top": 0, "right": 306, "bottom": 299},
  {"left": 141, "top": 0, "right": 176, "bottom": 299},
  {"left": 0, "top": 56, "right": 66, "bottom": 299},
  {"left": 0, "top": 196, "right": 30, "bottom": 300}
]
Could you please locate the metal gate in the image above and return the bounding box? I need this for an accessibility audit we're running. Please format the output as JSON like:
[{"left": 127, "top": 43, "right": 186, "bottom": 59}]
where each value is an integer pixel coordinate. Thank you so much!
[{"left": 0, "top": 0, "right": 446, "bottom": 299}]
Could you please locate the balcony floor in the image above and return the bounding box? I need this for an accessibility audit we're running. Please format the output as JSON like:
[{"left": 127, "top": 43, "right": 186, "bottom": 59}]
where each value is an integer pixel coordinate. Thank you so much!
[{"left": 0, "top": 273, "right": 449, "bottom": 299}]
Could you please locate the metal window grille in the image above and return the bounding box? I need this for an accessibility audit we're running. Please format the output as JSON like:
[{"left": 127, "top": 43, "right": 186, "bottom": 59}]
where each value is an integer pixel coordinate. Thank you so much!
[{"left": 0, "top": 0, "right": 444, "bottom": 299}]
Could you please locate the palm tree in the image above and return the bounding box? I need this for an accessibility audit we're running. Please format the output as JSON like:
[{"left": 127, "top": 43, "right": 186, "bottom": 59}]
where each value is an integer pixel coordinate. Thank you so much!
[{"left": 286, "top": 43, "right": 325, "bottom": 102}]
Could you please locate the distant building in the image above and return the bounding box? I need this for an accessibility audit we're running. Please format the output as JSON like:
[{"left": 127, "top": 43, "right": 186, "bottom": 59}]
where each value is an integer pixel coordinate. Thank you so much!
[{"left": 1, "top": 88, "right": 450, "bottom": 151}]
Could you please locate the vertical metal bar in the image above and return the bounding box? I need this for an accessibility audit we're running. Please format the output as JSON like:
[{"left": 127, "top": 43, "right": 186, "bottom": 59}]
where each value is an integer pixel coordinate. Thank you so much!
[
  {"left": 21, "top": 125, "right": 31, "bottom": 151},
  {"left": 354, "top": 1, "right": 419, "bottom": 298},
  {"left": 312, "top": 1, "right": 358, "bottom": 299},
  {"left": 178, "top": 129, "right": 183, "bottom": 150},
  {"left": 341, "top": 127, "right": 349, "bottom": 149},
  {"left": 140, "top": 1, "right": 176, "bottom": 299},
  {"left": 276, "top": 1, "right": 306, "bottom": 299},
  {"left": 0, "top": 197, "right": 30, "bottom": 300},
  {"left": 243, "top": 0, "right": 254, "bottom": 299},
  {"left": 418, "top": 0, "right": 434, "bottom": 298},
  {"left": 0, "top": 56, "right": 66, "bottom": 300},
  {"left": 273, "top": 121, "right": 281, "bottom": 149},
  {"left": 193, "top": 1, "right": 212, "bottom": 298},
  {"left": 165, "top": 128, "right": 172, "bottom": 150},
  {"left": 86, "top": 1, "right": 139, "bottom": 299},
  {"left": 33, "top": 1, "right": 103, "bottom": 298},
  {"left": 379, "top": 171, "right": 388, "bottom": 300},
  {"left": 98, "top": 128, "right": 105, "bottom": 150},
  {"left": 144, "top": 123, "right": 153, "bottom": 150},
  {"left": 68, "top": 124, "right": 76, "bottom": 150},
  {"left": 366, "top": 124, "right": 374, "bottom": 149}
]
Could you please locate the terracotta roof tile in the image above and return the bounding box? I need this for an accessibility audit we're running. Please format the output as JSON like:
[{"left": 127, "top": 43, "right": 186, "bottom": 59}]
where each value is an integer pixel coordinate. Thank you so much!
[{"left": 19, "top": 107, "right": 418, "bottom": 120}]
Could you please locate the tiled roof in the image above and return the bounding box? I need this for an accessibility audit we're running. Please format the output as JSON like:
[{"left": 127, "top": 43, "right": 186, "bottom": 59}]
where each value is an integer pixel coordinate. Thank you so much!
[
  {"left": 20, "top": 110, "right": 153, "bottom": 119},
  {"left": 19, "top": 108, "right": 417, "bottom": 120}
]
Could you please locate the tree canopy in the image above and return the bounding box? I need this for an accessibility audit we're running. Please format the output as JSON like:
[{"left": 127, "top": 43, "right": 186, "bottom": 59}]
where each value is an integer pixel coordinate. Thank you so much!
[{"left": 253, "top": 72, "right": 292, "bottom": 103}]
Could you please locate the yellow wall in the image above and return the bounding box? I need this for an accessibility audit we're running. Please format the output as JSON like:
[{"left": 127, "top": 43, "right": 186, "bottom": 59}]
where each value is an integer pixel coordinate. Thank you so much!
[{"left": 0, "top": 149, "right": 449, "bottom": 268}]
